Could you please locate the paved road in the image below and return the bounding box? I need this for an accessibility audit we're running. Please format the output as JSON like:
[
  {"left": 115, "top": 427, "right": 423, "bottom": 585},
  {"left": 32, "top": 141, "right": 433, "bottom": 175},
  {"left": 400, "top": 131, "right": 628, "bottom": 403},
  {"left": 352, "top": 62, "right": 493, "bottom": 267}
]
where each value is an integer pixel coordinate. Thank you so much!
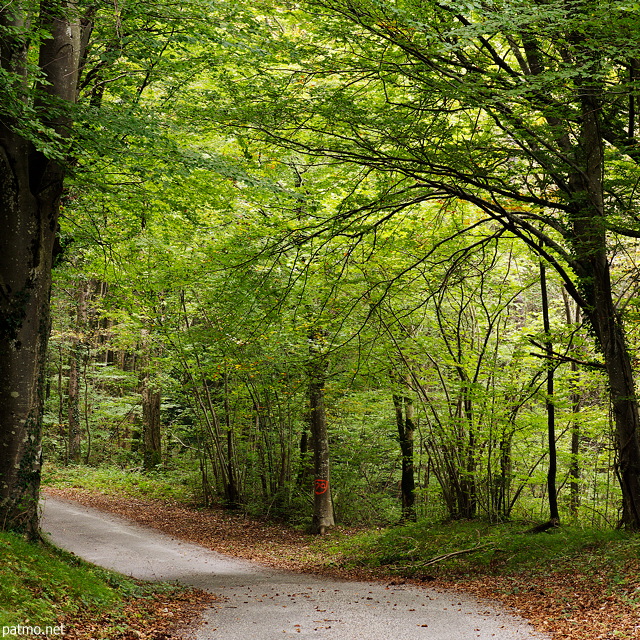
[{"left": 41, "top": 497, "right": 549, "bottom": 640}]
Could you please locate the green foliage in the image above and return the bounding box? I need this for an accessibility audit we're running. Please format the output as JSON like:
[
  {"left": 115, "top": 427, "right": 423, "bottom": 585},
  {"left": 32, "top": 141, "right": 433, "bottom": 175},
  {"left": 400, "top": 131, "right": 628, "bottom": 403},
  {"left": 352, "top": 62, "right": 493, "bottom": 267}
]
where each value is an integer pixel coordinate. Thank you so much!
[
  {"left": 39, "top": 0, "right": 634, "bottom": 533},
  {"left": 329, "top": 390, "right": 401, "bottom": 524},
  {"left": 42, "top": 464, "right": 196, "bottom": 504},
  {"left": 45, "top": 186, "right": 621, "bottom": 527}
]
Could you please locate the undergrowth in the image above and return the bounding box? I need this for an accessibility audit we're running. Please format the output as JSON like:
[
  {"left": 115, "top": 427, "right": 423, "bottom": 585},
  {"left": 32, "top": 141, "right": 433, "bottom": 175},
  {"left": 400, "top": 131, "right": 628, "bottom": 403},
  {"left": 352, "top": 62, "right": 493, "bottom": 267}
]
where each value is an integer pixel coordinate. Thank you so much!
[
  {"left": 318, "top": 518, "right": 640, "bottom": 590},
  {"left": 41, "top": 463, "right": 195, "bottom": 503},
  {"left": 0, "top": 530, "right": 182, "bottom": 635}
]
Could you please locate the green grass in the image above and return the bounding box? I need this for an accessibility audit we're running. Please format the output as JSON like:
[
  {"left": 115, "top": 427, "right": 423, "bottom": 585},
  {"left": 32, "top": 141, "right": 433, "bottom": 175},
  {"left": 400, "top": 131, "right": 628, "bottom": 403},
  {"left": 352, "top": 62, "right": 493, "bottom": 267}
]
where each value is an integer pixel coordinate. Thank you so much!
[
  {"left": 41, "top": 463, "right": 196, "bottom": 503},
  {"left": 317, "top": 518, "right": 640, "bottom": 583},
  {"left": 0, "top": 530, "right": 179, "bottom": 632}
]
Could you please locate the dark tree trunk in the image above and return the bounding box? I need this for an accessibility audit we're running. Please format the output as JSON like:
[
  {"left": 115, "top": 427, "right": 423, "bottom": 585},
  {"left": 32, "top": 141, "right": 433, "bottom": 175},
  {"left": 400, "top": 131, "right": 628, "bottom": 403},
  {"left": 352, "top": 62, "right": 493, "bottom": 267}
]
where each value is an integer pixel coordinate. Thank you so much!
[
  {"left": 393, "top": 390, "right": 416, "bottom": 522},
  {"left": 598, "top": 314, "right": 640, "bottom": 528},
  {"left": 297, "top": 428, "right": 313, "bottom": 486},
  {"left": 497, "top": 429, "right": 513, "bottom": 519},
  {"left": 223, "top": 375, "right": 240, "bottom": 507},
  {"left": 540, "top": 260, "right": 559, "bottom": 523},
  {"left": 142, "top": 387, "right": 162, "bottom": 470},
  {"left": 458, "top": 428, "right": 477, "bottom": 519},
  {"left": 568, "top": 86, "right": 640, "bottom": 529},
  {"left": 0, "top": 178, "right": 56, "bottom": 536},
  {"left": 455, "top": 377, "right": 477, "bottom": 520},
  {"left": 0, "top": 2, "right": 80, "bottom": 536}
]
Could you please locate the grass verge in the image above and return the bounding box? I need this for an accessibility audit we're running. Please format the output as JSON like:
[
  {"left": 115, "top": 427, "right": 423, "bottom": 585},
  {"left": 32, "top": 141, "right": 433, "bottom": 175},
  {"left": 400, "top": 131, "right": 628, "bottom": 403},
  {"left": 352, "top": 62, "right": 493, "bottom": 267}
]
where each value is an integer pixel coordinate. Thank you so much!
[
  {"left": 318, "top": 518, "right": 640, "bottom": 580},
  {"left": 0, "top": 529, "right": 214, "bottom": 639}
]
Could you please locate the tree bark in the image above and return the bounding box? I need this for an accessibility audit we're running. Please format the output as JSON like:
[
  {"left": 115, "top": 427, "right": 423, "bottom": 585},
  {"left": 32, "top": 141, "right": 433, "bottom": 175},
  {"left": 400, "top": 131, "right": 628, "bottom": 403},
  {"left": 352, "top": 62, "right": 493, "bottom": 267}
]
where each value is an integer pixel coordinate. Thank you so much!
[
  {"left": 140, "top": 330, "right": 162, "bottom": 471},
  {"left": 393, "top": 388, "right": 416, "bottom": 522},
  {"left": 0, "top": 176, "right": 55, "bottom": 535},
  {"left": 67, "top": 345, "right": 81, "bottom": 463},
  {"left": 497, "top": 429, "right": 513, "bottom": 519},
  {"left": 569, "top": 85, "right": 640, "bottom": 528},
  {"left": 0, "top": 1, "right": 80, "bottom": 537},
  {"left": 597, "top": 313, "right": 640, "bottom": 528},
  {"left": 308, "top": 329, "right": 334, "bottom": 534},
  {"left": 142, "top": 386, "right": 162, "bottom": 470},
  {"left": 569, "top": 359, "right": 581, "bottom": 517},
  {"left": 540, "top": 259, "right": 559, "bottom": 523}
]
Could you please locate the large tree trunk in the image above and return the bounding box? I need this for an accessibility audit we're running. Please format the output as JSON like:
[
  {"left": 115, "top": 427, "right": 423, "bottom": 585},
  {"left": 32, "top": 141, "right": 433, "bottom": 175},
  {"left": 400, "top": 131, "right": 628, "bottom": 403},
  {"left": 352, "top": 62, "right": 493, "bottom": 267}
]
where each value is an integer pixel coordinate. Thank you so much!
[
  {"left": 570, "top": 87, "right": 640, "bottom": 528},
  {"left": 0, "top": 1, "right": 80, "bottom": 536},
  {"left": 595, "top": 306, "right": 640, "bottom": 527},
  {"left": 0, "top": 182, "right": 57, "bottom": 536}
]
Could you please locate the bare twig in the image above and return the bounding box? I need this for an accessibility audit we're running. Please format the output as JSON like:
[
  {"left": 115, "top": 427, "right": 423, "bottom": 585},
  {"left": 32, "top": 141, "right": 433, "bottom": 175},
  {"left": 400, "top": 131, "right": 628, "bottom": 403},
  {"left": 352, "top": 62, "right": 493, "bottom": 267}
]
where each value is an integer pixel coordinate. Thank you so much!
[{"left": 414, "top": 543, "right": 494, "bottom": 567}]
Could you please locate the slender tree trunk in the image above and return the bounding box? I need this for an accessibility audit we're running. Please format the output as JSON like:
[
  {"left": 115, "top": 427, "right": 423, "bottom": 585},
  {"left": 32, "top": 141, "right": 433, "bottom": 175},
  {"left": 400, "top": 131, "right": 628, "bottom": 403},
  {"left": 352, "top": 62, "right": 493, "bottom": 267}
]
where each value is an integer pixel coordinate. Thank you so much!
[
  {"left": 563, "top": 290, "right": 582, "bottom": 517},
  {"left": 0, "top": 1, "right": 80, "bottom": 536},
  {"left": 455, "top": 379, "right": 477, "bottom": 520},
  {"left": 67, "top": 281, "right": 88, "bottom": 463},
  {"left": 57, "top": 346, "right": 67, "bottom": 461},
  {"left": 498, "top": 428, "right": 513, "bottom": 519},
  {"left": 309, "top": 329, "right": 334, "bottom": 534},
  {"left": 393, "top": 377, "right": 416, "bottom": 521},
  {"left": 540, "top": 259, "right": 559, "bottom": 523},
  {"left": 82, "top": 352, "right": 92, "bottom": 465},
  {"left": 67, "top": 346, "right": 82, "bottom": 463},
  {"left": 298, "top": 428, "right": 313, "bottom": 487},
  {"left": 569, "top": 360, "right": 581, "bottom": 517},
  {"left": 460, "top": 427, "right": 477, "bottom": 519},
  {"left": 140, "top": 330, "right": 162, "bottom": 470}
]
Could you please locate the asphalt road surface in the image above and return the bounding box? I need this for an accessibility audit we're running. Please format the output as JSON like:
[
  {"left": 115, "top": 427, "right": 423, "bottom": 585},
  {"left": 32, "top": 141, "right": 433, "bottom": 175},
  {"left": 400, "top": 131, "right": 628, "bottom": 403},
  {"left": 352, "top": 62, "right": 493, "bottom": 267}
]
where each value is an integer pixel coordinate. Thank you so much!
[{"left": 41, "top": 497, "right": 549, "bottom": 640}]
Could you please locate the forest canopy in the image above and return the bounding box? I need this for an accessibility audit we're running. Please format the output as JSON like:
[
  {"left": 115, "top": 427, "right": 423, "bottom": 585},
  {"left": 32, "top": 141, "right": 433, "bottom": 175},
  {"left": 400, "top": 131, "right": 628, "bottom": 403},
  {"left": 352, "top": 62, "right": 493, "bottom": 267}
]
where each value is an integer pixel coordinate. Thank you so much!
[{"left": 2, "top": 0, "right": 640, "bottom": 534}]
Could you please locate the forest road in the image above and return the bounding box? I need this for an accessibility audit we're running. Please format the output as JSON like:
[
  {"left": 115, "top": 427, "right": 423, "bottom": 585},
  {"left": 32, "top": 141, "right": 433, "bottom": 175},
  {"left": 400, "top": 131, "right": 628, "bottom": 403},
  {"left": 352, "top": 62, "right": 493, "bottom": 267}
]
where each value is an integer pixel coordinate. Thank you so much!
[{"left": 41, "top": 496, "right": 549, "bottom": 640}]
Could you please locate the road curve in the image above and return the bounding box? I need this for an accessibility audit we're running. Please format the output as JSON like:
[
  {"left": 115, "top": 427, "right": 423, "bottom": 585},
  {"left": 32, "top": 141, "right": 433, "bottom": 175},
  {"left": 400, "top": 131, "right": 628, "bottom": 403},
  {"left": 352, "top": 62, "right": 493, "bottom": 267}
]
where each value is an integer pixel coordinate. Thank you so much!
[{"left": 41, "top": 496, "right": 549, "bottom": 640}]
